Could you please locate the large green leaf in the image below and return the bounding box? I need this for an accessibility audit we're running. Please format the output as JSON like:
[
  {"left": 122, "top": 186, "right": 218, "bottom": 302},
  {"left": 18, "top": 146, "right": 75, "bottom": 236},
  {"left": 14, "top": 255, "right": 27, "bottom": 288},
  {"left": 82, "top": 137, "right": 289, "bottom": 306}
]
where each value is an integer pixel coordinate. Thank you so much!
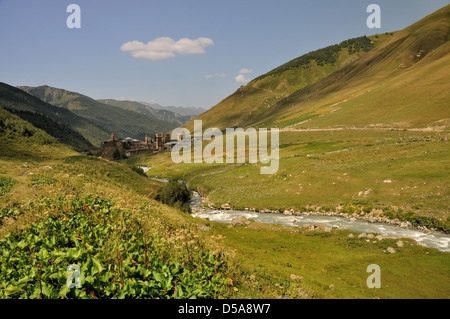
[{"left": 90, "top": 257, "right": 104, "bottom": 276}]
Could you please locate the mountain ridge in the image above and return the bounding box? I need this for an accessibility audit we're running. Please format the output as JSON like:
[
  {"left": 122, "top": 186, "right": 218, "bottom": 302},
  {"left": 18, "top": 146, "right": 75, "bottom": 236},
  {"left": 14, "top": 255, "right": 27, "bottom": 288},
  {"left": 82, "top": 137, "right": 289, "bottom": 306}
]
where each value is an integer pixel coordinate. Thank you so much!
[
  {"left": 138, "top": 102, "right": 206, "bottom": 117},
  {"left": 18, "top": 85, "right": 177, "bottom": 142},
  {"left": 185, "top": 4, "right": 450, "bottom": 131},
  {"left": 97, "top": 99, "right": 194, "bottom": 126},
  {"left": 0, "top": 82, "right": 109, "bottom": 146}
]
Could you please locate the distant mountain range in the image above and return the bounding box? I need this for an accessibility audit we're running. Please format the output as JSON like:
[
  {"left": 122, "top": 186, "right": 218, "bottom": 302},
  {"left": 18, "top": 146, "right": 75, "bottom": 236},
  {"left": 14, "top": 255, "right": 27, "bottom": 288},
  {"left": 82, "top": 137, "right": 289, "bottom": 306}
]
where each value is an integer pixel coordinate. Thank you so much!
[
  {"left": 185, "top": 4, "right": 450, "bottom": 131},
  {"left": 138, "top": 102, "right": 206, "bottom": 117},
  {"left": 97, "top": 99, "right": 201, "bottom": 127},
  {"left": 17, "top": 85, "right": 178, "bottom": 145}
]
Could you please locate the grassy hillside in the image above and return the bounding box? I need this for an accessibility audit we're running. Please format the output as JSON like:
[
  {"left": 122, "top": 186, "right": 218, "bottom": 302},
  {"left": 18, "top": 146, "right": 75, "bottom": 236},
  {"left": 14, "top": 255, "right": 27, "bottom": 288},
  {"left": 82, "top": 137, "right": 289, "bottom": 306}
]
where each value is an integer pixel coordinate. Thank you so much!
[
  {"left": 187, "top": 5, "right": 450, "bottom": 131},
  {"left": 19, "top": 85, "right": 177, "bottom": 141},
  {"left": 98, "top": 99, "right": 193, "bottom": 127},
  {"left": 0, "top": 107, "right": 57, "bottom": 147},
  {"left": 5, "top": 109, "right": 94, "bottom": 152},
  {"left": 0, "top": 82, "right": 109, "bottom": 146},
  {"left": 248, "top": 5, "right": 450, "bottom": 130},
  {"left": 185, "top": 34, "right": 393, "bottom": 131}
]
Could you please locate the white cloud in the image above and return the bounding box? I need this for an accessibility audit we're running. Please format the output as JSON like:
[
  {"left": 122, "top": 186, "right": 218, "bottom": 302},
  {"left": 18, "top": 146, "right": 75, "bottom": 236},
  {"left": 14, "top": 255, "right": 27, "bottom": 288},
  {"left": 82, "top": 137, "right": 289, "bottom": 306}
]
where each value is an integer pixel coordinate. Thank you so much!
[
  {"left": 235, "top": 74, "right": 250, "bottom": 84},
  {"left": 205, "top": 73, "right": 228, "bottom": 79},
  {"left": 235, "top": 67, "right": 253, "bottom": 84},
  {"left": 121, "top": 37, "right": 214, "bottom": 60},
  {"left": 238, "top": 68, "right": 253, "bottom": 74}
]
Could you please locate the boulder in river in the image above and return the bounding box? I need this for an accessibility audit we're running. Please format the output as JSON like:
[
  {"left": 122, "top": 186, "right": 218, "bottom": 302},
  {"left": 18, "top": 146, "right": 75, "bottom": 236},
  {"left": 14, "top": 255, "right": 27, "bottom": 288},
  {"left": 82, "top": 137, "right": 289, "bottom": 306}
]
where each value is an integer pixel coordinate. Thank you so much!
[
  {"left": 221, "top": 203, "right": 231, "bottom": 210},
  {"left": 314, "top": 222, "right": 327, "bottom": 229}
]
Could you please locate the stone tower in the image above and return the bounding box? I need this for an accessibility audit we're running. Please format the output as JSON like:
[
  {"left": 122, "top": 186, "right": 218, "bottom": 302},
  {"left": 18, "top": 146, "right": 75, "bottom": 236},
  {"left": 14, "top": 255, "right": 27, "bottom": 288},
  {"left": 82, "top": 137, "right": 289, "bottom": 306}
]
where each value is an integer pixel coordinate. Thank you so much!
[
  {"left": 145, "top": 134, "right": 151, "bottom": 145},
  {"left": 155, "top": 133, "right": 164, "bottom": 151}
]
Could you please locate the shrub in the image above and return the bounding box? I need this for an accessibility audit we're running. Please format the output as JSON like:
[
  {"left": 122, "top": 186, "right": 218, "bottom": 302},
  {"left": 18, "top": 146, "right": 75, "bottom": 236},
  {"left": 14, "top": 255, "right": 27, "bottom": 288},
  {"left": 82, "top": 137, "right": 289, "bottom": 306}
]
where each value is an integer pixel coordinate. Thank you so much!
[
  {"left": 129, "top": 165, "right": 146, "bottom": 177},
  {"left": 154, "top": 180, "right": 192, "bottom": 213},
  {"left": 112, "top": 148, "right": 121, "bottom": 161}
]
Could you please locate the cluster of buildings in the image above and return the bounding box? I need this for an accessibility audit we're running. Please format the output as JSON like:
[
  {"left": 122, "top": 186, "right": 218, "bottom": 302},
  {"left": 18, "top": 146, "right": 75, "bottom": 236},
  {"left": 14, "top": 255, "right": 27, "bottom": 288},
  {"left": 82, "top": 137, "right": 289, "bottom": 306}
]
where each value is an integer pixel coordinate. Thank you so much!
[{"left": 101, "top": 132, "right": 179, "bottom": 156}]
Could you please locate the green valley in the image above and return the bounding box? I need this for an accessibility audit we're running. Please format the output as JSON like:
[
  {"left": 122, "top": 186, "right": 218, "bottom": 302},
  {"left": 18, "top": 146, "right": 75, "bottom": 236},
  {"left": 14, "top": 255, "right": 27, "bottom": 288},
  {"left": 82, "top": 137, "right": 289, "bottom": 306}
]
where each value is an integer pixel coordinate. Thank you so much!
[{"left": 1, "top": 4, "right": 449, "bottom": 301}]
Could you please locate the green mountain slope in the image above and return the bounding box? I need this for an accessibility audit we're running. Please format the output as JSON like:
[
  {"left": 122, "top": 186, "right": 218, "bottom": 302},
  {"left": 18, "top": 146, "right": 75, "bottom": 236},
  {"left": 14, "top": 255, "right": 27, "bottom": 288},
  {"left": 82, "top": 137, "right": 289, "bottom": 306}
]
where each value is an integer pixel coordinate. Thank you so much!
[
  {"left": 97, "top": 99, "right": 193, "bottom": 126},
  {"left": 250, "top": 4, "right": 450, "bottom": 129},
  {"left": 185, "top": 34, "right": 392, "bottom": 130},
  {"left": 188, "top": 4, "right": 450, "bottom": 131},
  {"left": 18, "top": 85, "right": 177, "bottom": 141},
  {"left": 5, "top": 109, "right": 95, "bottom": 152},
  {"left": 0, "top": 107, "right": 56, "bottom": 146},
  {"left": 0, "top": 82, "right": 109, "bottom": 146}
]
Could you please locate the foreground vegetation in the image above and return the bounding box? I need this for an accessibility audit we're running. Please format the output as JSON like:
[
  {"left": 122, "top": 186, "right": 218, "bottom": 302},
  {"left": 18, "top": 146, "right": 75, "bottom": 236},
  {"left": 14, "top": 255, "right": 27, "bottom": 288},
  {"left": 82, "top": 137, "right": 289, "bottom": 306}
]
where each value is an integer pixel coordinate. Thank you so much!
[
  {"left": 0, "top": 196, "right": 230, "bottom": 298},
  {"left": 0, "top": 153, "right": 237, "bottom": 299}
]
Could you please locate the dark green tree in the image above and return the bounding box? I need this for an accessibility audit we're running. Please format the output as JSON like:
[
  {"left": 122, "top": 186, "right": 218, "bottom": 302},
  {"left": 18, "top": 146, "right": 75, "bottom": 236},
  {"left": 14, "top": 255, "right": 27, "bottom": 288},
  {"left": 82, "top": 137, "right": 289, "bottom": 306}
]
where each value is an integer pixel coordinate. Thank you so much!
[
  {"left": 154, "top": 180, "right": 192, "bottom": 213},
  {"left": 112, "top": 148, "right": 121, "bottom": 161}
]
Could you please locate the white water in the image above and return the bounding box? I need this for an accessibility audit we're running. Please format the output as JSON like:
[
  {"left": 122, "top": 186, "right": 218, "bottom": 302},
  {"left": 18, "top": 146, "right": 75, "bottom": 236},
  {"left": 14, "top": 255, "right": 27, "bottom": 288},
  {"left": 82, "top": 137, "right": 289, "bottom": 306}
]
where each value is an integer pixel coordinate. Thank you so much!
[
  {"left": 150, "top": 178, "right": 450, "bottom": 252},
  {"left": 189, "top": 192, "right": 450, "bottom": 252}
]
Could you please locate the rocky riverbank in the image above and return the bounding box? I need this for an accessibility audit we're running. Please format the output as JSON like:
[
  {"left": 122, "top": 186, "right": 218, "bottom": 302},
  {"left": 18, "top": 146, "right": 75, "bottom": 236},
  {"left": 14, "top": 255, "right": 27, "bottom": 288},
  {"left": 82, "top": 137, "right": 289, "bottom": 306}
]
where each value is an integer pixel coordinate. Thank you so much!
[{"left": 192, "top": 194, "right": 443, "bottom": 235}]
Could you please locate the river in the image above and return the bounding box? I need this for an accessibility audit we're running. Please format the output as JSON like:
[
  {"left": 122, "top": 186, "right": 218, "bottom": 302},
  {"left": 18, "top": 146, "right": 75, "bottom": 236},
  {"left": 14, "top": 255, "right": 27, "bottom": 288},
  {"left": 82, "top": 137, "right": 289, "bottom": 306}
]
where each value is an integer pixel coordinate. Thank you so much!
[
  {"left": 189, "top": 191, "right": 450, "bottom": 252},
  {"left": 151, "top": 178, "right": 450, "bottom": 252}
]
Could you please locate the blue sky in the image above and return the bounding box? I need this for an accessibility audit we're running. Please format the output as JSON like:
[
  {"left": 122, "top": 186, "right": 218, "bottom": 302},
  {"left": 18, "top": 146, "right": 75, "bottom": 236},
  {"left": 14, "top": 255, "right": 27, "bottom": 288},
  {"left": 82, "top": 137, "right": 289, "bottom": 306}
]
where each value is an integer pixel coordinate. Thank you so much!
[{"left": 0, "top": 0, "right": 448, "bottom": 109}]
